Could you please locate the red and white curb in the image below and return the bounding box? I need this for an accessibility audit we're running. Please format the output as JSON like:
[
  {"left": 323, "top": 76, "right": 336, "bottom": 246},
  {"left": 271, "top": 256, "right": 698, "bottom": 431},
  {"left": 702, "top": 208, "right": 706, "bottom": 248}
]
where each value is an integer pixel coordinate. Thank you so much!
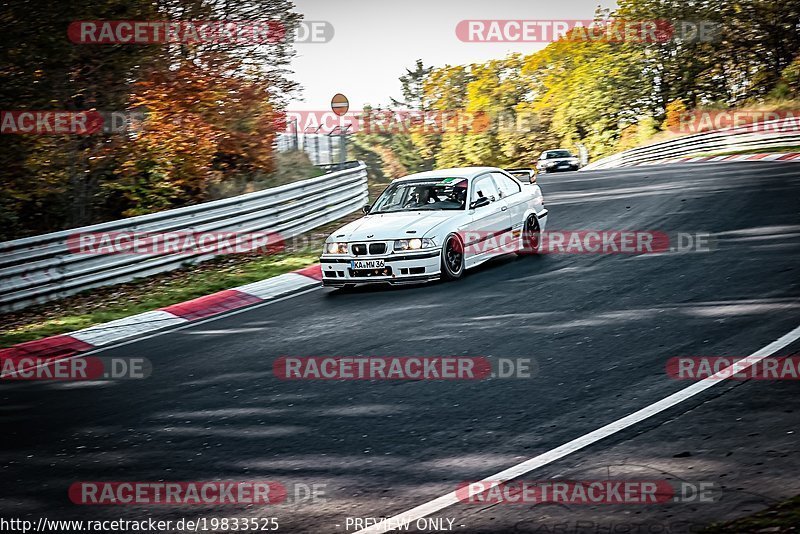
[
  {"left": 631, "top": 152, "right": 800, "bottom": 167},
  {"left": 0, "top": 264, "right": 322, "bottom": 366}
]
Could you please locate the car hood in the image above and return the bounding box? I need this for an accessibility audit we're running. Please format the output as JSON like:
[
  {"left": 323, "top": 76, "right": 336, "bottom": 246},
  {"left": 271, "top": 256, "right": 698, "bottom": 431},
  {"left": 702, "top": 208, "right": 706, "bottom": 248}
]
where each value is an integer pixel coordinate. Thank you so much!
[
  {"left": 329, "top": 211, "right": 455, "bottom": 241},
  {"left": 542, "top": 157, "right": 576, "bottom": 164}
]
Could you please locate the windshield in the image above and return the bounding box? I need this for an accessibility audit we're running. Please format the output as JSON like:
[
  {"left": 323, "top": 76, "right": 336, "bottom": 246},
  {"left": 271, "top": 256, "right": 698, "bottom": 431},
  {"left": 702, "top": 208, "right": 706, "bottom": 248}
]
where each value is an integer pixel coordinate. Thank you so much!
[
  {"left": 371, "top": 178, "right": 468, "bottom": 213},
  {"left": 546, "top": 150, "right": 573, "bottom": 159}
]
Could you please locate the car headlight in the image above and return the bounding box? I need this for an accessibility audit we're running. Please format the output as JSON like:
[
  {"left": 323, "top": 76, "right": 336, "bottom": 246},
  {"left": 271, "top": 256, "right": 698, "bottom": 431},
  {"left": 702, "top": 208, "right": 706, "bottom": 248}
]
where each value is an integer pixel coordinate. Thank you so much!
[
  {"left": 325, "top": 242, "right": 347, "bottom": 254},
  {"left": 394, "top": 238, "right": 435, "bottom": 251}
]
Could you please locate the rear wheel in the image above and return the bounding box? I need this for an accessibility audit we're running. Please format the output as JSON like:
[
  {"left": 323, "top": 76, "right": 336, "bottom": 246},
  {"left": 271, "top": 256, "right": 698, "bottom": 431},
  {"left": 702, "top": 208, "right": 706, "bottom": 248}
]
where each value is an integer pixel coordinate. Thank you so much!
[
  {"left": 441, "top": 233, "right": 465, "bottom": 281},
  {"left": 518, "top": 214, "right": 541, "bottom": 255}
]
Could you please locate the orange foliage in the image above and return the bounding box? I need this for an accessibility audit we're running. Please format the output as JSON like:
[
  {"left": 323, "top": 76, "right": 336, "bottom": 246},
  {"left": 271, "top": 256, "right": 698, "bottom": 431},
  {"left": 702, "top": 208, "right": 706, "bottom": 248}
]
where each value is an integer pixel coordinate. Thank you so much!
[{"left": 112, "top": 60, "right": 278, "bottom": 214}]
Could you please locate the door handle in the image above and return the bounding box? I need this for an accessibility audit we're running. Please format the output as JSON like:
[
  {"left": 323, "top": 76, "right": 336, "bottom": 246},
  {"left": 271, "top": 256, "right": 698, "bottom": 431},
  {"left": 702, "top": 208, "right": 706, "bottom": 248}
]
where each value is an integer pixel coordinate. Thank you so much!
[{"left": 500, "top": 206, "right": 508, "bottom": 211}]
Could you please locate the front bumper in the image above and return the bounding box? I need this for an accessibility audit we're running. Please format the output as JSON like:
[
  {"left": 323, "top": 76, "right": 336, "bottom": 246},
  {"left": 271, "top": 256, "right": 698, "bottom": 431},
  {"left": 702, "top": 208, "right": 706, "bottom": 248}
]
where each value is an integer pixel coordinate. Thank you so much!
[
  {"left": 539, "top": 162, "right": 579, "bottom": 173},
  {"left": 319, "top": 249, "right": 441, "bottom": 287}
]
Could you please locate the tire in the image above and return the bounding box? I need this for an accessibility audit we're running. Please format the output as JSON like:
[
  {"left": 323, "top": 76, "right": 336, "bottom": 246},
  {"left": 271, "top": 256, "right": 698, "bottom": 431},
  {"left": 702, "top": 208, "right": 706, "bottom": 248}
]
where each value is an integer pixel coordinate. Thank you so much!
[
  {"left": 441, "top": 233, "right": 465, "bottom": 281},
  {"left": 518, "top": 214, "right": 541, "bottom": 255}
]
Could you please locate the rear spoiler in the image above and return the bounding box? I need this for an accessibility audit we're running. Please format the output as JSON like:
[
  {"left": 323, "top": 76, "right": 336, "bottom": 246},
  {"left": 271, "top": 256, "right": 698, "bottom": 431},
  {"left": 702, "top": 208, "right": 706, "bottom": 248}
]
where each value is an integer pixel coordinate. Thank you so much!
[{"left": 505, "top": 168, "right": 537, "bottom": 184}]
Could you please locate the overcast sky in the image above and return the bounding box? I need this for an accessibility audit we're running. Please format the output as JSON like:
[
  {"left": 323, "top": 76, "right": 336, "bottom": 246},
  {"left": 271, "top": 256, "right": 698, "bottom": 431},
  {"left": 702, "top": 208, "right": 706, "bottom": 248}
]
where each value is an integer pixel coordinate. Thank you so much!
[{"left": 288, "top": 0, "right": 617, "bottom": 110}]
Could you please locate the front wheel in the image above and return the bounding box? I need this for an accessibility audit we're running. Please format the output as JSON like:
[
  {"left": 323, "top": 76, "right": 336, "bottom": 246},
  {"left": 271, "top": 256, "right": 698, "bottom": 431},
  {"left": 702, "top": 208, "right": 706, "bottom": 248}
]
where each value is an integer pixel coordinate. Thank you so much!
[
  {"left": 518, "top": 214, "right": 541, "bottom": 255},
  {"left": 441, "top": 233, "right": 465, "bottom": 281}
]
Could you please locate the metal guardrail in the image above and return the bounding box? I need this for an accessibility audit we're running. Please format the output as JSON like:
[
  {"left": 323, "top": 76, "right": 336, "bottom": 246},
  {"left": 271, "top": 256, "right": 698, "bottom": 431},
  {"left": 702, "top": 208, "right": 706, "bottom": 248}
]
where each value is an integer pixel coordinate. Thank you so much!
[
  {"left": 0, "top": 161, "right": 368, "bottom": 312},
  {"left": 581, "top": 117, "right": 800, "bottom": 170}
]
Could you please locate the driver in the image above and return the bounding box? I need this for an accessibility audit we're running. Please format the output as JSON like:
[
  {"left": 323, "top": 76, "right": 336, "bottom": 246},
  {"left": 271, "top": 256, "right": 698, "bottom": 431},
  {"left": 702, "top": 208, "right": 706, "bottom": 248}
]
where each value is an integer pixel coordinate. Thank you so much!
[{"left": 405, "top": 185, "right": 432, "bottom": 208}]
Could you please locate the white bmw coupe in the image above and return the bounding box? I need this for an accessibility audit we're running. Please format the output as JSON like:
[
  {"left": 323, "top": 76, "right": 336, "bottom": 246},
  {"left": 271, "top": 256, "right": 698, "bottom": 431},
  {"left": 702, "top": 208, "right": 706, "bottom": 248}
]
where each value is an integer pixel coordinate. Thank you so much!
[{"left": 320, "top": 167, "right": 548, "bottom": 287}]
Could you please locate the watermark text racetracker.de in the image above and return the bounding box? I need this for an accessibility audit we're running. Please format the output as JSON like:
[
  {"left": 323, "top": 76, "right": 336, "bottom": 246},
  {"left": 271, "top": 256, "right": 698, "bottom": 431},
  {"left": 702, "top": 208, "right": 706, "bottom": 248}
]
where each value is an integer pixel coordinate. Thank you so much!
[
  {"left": 70, "top": 481, "right": 286, "bottom": 505},
  {"left": 68, "top": 20, "right": 334, "bottom": 44},
  {"left": 274, "top": 356, "right": 537, "bottom": 380},
  {"left": 667, "top": 356, "right": 800, "bottom": 380},
  {"left": 456, "top": 19, "right": 719, "bottom": 43},
  {"left": 66, "top": 231, "right": 285, "bottom": 256},
  {"left": 466, "top": 231, "right": 714, "bottom": 255},
  {"left": 458, "top": 479, "right": 718, "bottom": 504},
  {"left": 1, "top": 110, "right": 144, "bottom": 135},
  {"left": 0, "top": 357, "right": 151, "bottom": 381},
  {"left": 69, "top": 479, "right": 324, "bottom": 504},
  {"left": 669, "top": 109, "right": 800, "bottom": 134},
  {"left": 281, "top": 109, "right": 493, "bottom": 136}
]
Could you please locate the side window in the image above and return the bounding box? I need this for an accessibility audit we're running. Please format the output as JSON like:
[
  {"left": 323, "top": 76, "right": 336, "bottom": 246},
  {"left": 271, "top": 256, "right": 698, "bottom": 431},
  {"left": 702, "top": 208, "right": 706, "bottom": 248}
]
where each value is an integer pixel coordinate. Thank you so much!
[
  {"left": 471, "top": 176, "right": 500, "bottom": 203},
  {"left": 491, "top": 172, "right": 521, "bottom": 198}
]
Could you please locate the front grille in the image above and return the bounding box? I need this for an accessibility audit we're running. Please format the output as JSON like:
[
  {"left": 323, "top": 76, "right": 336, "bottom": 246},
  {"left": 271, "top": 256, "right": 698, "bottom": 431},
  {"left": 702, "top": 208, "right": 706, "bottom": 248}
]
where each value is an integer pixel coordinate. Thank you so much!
[
  {"left": 352, "top": 243, "right": 386, "bottom": 256},
  {"left": 369, "top": 243, "right": 387, "bottom": 255}
]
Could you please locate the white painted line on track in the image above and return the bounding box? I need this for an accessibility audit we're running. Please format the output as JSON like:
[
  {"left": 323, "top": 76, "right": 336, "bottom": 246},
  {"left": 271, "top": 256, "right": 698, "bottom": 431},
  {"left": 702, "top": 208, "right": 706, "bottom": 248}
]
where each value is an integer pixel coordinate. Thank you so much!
[{"left": 354, "top": 324, "right": 800, "bottom": 534}]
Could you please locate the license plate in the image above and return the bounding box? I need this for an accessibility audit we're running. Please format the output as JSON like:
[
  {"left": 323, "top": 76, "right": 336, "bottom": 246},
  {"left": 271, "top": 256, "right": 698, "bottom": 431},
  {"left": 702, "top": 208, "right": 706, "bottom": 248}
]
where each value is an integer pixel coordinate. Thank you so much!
[{"left": 351, "top": 259, "right": 385, "bottom": 269}]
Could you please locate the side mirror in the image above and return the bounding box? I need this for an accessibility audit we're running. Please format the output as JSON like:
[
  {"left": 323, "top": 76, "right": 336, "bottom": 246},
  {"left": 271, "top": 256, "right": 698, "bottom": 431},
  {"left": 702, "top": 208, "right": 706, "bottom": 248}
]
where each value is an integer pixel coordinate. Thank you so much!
[
  {"left": 470, "top": 197, "right": 491, "bottom": 209},
  {"left": 362, "top": 204, "right": 371, "bottom": 214},
  {"left": 529, "top": 172, "right": 537, "bottom": 184}
]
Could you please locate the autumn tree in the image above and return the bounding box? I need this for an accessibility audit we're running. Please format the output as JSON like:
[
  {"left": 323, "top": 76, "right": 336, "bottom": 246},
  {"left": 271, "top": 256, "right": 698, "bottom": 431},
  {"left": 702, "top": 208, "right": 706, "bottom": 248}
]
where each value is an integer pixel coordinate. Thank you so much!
[{"left": 0, "top": 0, "right": 300, "bottom": 239}]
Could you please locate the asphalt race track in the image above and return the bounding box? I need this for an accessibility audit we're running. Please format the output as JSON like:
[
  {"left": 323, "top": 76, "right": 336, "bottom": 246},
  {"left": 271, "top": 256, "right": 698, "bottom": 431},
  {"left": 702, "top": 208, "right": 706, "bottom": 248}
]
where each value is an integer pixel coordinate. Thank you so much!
[{"left": 2, "top": 161, "right": 800, "bottom": 533}]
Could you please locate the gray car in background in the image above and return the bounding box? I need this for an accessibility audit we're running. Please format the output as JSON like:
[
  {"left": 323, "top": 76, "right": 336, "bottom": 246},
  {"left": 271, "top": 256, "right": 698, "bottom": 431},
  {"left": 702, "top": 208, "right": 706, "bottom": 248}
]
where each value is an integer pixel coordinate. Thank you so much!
[{"left": 536, "top": 149, "right": 580, "bottom": 173}]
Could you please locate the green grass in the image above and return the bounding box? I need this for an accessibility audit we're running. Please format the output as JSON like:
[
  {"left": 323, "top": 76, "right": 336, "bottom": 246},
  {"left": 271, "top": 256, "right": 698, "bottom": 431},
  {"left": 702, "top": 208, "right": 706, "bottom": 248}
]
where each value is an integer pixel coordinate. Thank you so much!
[
  {"left": 701, "top": 494, "right": 800, "bottom": 533},
  {"left": 0, "top": 251, "right": 319, "bottom": 348}
]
